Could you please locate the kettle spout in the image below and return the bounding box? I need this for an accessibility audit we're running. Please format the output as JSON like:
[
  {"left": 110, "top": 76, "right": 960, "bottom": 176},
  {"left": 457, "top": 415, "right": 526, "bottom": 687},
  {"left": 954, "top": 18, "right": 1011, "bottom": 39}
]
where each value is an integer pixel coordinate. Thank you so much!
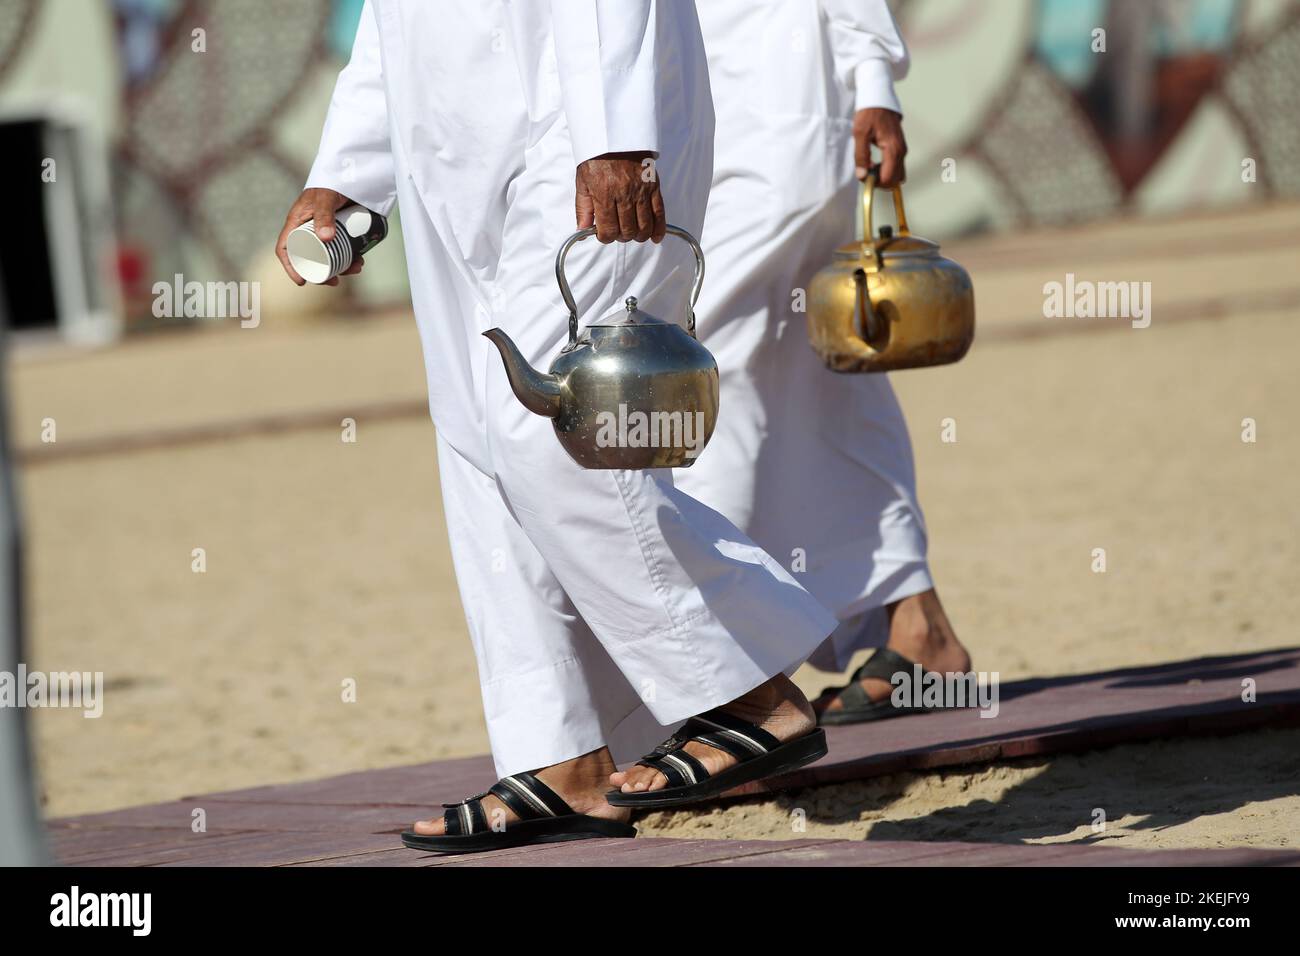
[{"left": 482, "top": 328, "right": 562, "bottom": 418}]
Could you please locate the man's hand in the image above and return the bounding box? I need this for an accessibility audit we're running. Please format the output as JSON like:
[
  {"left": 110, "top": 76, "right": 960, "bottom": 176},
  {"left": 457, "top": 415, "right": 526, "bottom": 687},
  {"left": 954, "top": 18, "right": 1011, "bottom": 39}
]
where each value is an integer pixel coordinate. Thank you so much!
[
  {"left": 276, "top": 187, "right": 366, "bottom": 286},
  {"left": 853, "top": 108, "right": 907, "bottom": 188},
  {"left": 575, "top": 151, "right": 666, "bottom": 244}
]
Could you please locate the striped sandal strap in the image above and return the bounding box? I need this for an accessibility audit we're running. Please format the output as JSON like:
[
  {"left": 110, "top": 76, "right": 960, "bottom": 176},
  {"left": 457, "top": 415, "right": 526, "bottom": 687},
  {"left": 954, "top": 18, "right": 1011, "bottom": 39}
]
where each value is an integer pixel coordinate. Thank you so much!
[
  {"left": 488, "top": 771, "right": 573, "bottom": 821},
  {"left": 441, "top": 795, "right": 490, "bottom": 836},
  {"left": 636, "top": 747, "right": 710, "bottom": 788},
  {"left": 634, "top": 709, "right": 780, "bottom": 785},
  {"left": 441, "top": 771, "right": 574, "bottom": 836},
  {"left": 686, "top": 709, "right": 780, "bottom": 759}
]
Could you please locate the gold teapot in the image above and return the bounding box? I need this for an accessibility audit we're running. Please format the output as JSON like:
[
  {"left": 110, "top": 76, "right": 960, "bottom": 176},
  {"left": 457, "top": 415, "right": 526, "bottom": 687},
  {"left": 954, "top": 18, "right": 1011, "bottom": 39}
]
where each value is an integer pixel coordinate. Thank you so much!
[{"left": 806, "top": 169, "right": 974, "bottom": 373}]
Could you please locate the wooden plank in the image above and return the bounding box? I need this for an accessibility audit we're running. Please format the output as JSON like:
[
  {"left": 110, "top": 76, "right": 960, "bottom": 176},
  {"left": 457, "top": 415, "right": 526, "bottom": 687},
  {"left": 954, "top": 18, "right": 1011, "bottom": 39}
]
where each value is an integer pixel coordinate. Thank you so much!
[
  {"left": 381, "top": 839, "right": 1300, "bottom": 868},
  {"left": 886, "top": 842, "right": 1100, "bottom": 867},
  {"left": 291, "top": 848, "right": 440, "bottom": 868},
  {"left": 50, "top": 826, "right": 257, "bottom": 863},
  {"left": 55, "top": 799, "right": 421, "bottom": 834},
  {"left": 74, "top": 832, "right": 272, "bottom": 867},
  {"left": 188, "top": 755, "right": 497, "bottom": 807},
  {"left": 696, "top": 840, "right": 969, "bottom": 867},
  {"left": 1037, "top": 846, "right": 1300, "bottom": 868},
  {"left": 151, "top": 832, "right": 404, "bottom": 867},
  {"left": 431, "top": 837, "right": 841, "bottom": 868},
  {"left": 48, "top": 647, "right": 1300, "bottom": 866},
  {"left": 64, "top": 830, "right": 405, "bottom": 867},
  {"left": 695, "top": 840, "right": 1300, "bottom": 868},
  {"left": 57, "top": 823, "right": 1300, "bottom": 868}
]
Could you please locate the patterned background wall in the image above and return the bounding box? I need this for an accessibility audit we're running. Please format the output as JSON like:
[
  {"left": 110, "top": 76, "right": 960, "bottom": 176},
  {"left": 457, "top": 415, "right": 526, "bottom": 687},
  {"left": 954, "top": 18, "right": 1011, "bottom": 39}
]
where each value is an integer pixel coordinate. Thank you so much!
[
  {"left": 1, "top": 0, "right": 1297, "bottom": 322},
  {"left": 894, "top": 0, "right": 1300, "bottom": 234}
]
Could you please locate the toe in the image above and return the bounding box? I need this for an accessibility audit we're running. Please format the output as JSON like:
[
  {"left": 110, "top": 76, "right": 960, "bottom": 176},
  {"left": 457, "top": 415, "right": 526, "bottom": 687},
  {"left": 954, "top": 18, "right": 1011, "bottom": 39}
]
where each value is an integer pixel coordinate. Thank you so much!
[
  {"left": 609, "top": 769, "right": 629, "bottom": 787},
  {"left": 621, "top": 767, "right": 667, "bottom": 793},
  {"left": 811, "top": 690, "right": 839, "bottom": 715},
  {"left": 411, "top": 816, "right": 445, "bottom": 836},
  {"left": 861, "top": 677, "right": 892, "bottom": 702}
]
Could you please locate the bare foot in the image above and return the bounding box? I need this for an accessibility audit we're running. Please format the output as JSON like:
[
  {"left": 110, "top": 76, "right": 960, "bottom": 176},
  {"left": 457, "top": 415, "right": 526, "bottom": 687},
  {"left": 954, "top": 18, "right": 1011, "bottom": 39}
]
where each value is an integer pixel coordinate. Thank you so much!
[
  {"left": 815, "top": 588, "right": 972, "bottom": 716},
  {"left": 409, "top": 748, "right": 630, "bottom": 836},
  {"left": 609, "top": 674, "right": 816, "bottom": 794}
]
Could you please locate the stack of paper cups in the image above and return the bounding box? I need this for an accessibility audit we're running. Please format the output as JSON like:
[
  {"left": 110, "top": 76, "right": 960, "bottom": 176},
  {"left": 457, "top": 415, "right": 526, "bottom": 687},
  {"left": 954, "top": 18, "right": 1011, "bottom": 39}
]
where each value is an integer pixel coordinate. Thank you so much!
[{"left": 286, "top": 204, "right": 388, "bottom": 284}]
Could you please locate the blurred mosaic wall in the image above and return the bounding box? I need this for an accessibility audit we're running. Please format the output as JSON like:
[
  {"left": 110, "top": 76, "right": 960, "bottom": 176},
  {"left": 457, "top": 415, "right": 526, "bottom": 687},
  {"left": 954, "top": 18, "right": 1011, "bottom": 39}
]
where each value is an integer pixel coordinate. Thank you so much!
[
  {"left": 895, "top": 0, "right": 1300, "bottom": 234},
  {"left": 0, "top": 0, "right": 1297, "bottom": 324},
  {"left": 0, "top": 0, "right": 405, "bottom": 324}
]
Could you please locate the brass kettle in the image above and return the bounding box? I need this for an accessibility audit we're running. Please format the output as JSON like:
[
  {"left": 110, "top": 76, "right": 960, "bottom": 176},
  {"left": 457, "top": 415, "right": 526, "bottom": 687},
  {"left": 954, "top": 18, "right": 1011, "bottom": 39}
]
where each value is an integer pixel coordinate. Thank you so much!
[
  {"left": 806, "top": 169, "right": 974, "bottom": 373},
  {"left": 484, "top": 225, "right": 719, "bottom": 470}
]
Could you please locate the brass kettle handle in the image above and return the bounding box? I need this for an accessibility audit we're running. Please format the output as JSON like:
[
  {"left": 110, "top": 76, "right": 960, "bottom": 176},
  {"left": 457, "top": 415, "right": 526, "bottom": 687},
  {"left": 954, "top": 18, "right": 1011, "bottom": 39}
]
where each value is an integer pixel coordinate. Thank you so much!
[
  {"left": 555, "top": 224, "right": 706, "bottom": 348},
  {"left": 861, "top": 165, "right": 909, "bottom": 272},
  {"left": 853, "top": 167, "right": 910, "bottom": 346},
  {"left": 853, "top": 267, "right": 883, "bottom": 346}
]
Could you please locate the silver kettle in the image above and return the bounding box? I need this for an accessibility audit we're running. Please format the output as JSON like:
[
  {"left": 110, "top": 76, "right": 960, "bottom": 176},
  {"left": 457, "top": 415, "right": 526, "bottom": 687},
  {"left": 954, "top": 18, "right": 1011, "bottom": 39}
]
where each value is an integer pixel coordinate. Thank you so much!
[{"left": 483, "top": 226, "right": 719, "bottom": 469}]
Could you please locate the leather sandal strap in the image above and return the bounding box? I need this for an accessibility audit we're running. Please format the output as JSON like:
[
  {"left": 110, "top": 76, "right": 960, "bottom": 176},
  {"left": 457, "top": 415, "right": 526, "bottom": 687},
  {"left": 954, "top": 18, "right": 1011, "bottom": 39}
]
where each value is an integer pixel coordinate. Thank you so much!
[
  {"left": 467, "top": 797, "right": 489, "bottom": 833},
  {"left": 688, "top": 730, "right": 756, "bottom": 761},
  {"left": 645, "top": 725, "right": 696, "bottom": 760},
  {"left": 441, "top": 791, "right": 493, "bottom": 835},
  {"left": 690, "top": 709, "right": 779, "bottom": 755},
  {"left": 836, "top": 679, "right": 874, "bottom": 712},
  {"left": 441, "top": 772, "right": 573, "bottom": 835},
  {"left": 637, "top": 746, "right": 709, "bottom": 788},
  {"left": 850, "top": 647, "right": 919, "bottom": 685},
  {"left": 637, "top": 757, "right": 685, "bottom": 788},
  {"left": 442, "top": 805, "right": 463, "bottom": 835},
  {"left": 638, "top": 710, "right": 778, "bottom": 778},
  {"left": 824, "top": 648, "right": 924, "bottom": 712},
  {"left": 665, "top": 748, "right": 709, "bottom": 784},
  {"left": 489, "top": 772, "right": 573, "bottom": 821}
]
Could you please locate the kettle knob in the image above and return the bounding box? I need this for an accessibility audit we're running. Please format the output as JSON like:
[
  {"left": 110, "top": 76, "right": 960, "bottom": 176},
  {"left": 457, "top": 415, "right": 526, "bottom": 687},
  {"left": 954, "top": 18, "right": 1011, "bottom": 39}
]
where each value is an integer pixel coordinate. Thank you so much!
[
  {"left": 878, "top": 225, "right": 894, "bottom": 239},
  {"left": 625, "top": 296, "right": 638, "bottom": 313}
]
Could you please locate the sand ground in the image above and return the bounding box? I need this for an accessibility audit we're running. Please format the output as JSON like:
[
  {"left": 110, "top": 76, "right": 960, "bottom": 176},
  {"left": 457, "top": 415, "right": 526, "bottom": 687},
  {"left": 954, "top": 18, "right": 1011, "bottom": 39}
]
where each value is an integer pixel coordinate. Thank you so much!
[{"left": 12, "top": 202, "right": 1300, "bottom": 849}]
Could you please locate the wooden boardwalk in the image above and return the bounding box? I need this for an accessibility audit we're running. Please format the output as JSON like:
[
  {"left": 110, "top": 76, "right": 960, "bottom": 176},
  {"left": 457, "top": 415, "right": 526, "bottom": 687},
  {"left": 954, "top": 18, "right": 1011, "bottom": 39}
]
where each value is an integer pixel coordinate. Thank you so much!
[{"left": 50, "top": 647, "right": 1300, "bottom": 866}]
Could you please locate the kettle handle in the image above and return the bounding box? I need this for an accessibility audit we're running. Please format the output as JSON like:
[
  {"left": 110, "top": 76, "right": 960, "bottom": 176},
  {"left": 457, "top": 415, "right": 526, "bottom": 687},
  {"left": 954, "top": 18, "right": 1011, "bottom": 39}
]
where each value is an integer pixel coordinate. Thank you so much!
[
  {"left": 554, "top": 224, "right": 706, "bottom": 347},
  {"left": 861, "top": 166, "right": 910, "bottom": 272}
]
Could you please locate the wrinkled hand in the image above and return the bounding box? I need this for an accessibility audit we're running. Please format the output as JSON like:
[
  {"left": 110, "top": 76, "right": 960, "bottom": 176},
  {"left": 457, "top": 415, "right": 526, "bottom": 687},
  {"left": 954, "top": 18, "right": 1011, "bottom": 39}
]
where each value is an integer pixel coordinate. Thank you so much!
[
  {"left": 853, "top": 108, "right": 907, "bottom": 188},
  {"left": 276, "top": 187, "right": 366, "bottom": 286},
  {"left": 575, "top": 151, "right": 666, "bottom": 243}
]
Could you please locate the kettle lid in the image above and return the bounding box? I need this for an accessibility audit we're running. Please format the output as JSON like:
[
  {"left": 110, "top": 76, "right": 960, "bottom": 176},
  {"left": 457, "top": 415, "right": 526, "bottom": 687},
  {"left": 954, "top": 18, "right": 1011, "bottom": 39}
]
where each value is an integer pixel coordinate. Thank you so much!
[
  {"left": 589, "top": 296, "right": 674, "bottom": 327},
  {"left": 834, "top": 226, "right": 941, "bottom": 260}
]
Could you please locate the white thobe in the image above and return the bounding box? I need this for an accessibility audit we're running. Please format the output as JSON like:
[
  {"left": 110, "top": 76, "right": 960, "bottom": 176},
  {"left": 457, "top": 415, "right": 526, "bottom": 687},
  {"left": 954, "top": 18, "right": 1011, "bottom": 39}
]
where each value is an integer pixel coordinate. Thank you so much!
[
  {"left": 677, "top": 0, "right": 932, "bottom": 673},
  {"left": 305, "top": 0, "right": 836, "bottom": 775}
]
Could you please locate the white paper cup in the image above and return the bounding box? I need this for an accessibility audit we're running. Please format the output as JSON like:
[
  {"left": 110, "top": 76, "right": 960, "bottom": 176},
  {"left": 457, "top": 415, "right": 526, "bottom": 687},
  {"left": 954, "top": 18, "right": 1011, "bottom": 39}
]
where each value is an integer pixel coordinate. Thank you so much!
[
  {"left": 285, "top": 203, "right": 388, "bottom": 284},
  {"left": 286, "top": 219, "right": 354, "bottom": 284}
]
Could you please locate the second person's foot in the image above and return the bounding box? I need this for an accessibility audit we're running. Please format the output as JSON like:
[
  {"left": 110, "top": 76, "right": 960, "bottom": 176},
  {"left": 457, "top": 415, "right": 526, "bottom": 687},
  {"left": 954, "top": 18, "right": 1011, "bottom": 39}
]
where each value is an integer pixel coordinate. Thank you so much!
[{"left": 815, "top": 588, "right": 971, "bottom": 717}]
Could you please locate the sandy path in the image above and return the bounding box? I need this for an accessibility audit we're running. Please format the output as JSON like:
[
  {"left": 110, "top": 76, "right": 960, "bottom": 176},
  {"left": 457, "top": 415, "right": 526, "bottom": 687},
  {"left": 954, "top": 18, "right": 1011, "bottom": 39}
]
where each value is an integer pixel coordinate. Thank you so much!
[{"left": 14, "top": 203, "right": 1300, "bottom": 849}]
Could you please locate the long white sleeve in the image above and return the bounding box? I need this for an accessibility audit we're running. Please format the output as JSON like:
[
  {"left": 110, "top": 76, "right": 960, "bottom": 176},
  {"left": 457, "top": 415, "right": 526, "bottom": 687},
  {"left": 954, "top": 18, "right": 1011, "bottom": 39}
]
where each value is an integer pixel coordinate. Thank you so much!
[
  {"left": 820, "top": 0, "right": 909, "bottom": 114},
  {"left": 305, "top": 0, "right": 398, "bottom": 214},
  {"left": 550, "top": 0, "right": 663, "bottom": 165}
]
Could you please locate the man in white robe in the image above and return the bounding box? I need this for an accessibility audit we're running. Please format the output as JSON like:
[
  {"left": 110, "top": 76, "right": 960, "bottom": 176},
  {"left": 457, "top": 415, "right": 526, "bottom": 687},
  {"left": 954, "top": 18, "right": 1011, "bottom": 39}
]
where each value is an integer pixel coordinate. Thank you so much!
[
  {"left": 677, "top": 0, "right": 971, "bottom": 722},
  {"left": 278, "top": 0, "right": 835, "bottom": 846}
]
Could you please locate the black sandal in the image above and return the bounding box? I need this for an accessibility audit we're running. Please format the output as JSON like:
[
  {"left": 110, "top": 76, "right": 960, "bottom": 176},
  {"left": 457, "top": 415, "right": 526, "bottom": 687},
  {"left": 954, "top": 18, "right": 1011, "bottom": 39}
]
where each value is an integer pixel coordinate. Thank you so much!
[
  {"left": 818, "top": 647, "right": 939, "bottom": 725},
  {"left": 401, "top": 771, "right": 636, "bottom": 854},
  {"left": 605, "top": 709, "right": 827, "bottom": 809}
]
